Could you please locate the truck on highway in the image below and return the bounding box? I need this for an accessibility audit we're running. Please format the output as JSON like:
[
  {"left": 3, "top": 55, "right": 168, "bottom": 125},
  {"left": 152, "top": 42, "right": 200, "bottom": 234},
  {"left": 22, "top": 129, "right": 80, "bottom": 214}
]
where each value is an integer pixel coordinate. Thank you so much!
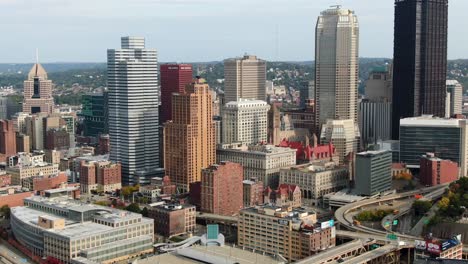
[
  {"left": 393, "top": 209, "right": 399, "bottom": 215},
  {"left": 353, "top": 220, "right": 361, "bottom": 226}
]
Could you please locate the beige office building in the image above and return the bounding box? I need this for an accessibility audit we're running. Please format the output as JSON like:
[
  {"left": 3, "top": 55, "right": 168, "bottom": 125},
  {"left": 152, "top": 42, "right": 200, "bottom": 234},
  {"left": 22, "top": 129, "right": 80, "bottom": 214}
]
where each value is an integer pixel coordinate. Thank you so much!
[
  {"left": 7, "top": 152, "right": 59, "bottom": 186},
  {"left": 446, "top": 80, "right": 463, "bottom": 117},
  {"left": 216, "top": 143, "right": 296, "bottom": 187},
  {"left": 224, "top": 55, "right": 266, "bottom": 103},
  {"left": 315, "top": 7, "right": 359, "bottom": 131},
  {"left": 320, "top": 119, "right": 360, "bottom": 164},
  {"left": 23, "top": 63, "right": 54, "bottom": 115},
  {"left": 164, "top": 78, "right": 216, "bottom": 192},
  {"left": 222, "top": 99, "right": 270, "bottom": 145},
  {"left": 238, "top": 205, "right": 335, "bottom": 262},
  {"left": 279, "top": 161, "right": 349, "bottom": 206}
]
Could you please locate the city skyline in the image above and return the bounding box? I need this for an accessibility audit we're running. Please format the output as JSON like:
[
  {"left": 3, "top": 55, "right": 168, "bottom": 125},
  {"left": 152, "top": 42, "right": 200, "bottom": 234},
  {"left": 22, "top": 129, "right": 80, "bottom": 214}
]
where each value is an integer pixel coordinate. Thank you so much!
[{"left": 1, "top": 0, "right": 468, "bottom": 63}]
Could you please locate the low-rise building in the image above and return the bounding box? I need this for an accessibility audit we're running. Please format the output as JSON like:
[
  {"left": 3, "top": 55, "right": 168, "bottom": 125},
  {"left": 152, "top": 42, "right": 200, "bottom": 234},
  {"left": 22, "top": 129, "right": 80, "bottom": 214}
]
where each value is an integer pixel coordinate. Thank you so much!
[
  {"left": 80, "top": 160, "right": 121, "bottom": 194},
  {"left": 22, "top": 172, "right": 68, "bottom": 192},
  {"left": 242, "top": 179, "right": 264, "bottom": 207},
  {"left": 6, "top": 152, "right": 59, "bottom": 186},
  {"left": 217, "top": 143, "right": 296, "bottom": 187},
  {"left": 148, "top": 204, "right": 196, "bottom": 238},
  {"left": 10, "top": 196, "right": 154, "bottom": 264},
  {"left": 420, "top": 153, "right": 459, "bottom": 186},
  {"left": 0, "top": 185, "right": 33, "bottom": 207},
  {"left": 279, "top": 161, "right": 349, "bottom": 206},
  {"left": 0, "top": 173, "right": 12, "bottom": 187},
  {"left": 238, "top": 205, "right": 335, "bottom": 262},
  {"left": 264, "top": 184, "right": 301, "bottom": 208}
]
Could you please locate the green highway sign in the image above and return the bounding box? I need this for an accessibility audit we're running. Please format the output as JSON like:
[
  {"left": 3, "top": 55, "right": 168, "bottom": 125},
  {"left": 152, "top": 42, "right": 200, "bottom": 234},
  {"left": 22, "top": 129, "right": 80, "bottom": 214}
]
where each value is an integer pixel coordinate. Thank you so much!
[
  {"left": 387, "top": 234, "right": 398, "bottom": 240},
  {"left": 393, "top": 220, "right": 398, "bottom": 225},
  {"left": 384, "top": 221, "right": 390, "bottom": 227}
]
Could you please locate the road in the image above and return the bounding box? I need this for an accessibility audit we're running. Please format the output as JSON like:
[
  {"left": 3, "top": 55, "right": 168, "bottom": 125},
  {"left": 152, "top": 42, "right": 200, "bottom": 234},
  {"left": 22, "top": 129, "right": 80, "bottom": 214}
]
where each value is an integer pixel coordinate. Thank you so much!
[
  {"left": 409, "top": 204, "right": 439, "bottom": 236},
  {"left": 0, "top": 241, "right": 30, "bottom": 264}
]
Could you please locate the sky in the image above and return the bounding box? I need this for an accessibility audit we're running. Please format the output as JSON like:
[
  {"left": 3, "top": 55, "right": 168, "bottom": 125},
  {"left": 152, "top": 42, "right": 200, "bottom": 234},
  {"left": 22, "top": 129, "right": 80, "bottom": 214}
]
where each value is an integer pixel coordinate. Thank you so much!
[{"left": 1, "top": 0, "right": 467, "bottom": 63}]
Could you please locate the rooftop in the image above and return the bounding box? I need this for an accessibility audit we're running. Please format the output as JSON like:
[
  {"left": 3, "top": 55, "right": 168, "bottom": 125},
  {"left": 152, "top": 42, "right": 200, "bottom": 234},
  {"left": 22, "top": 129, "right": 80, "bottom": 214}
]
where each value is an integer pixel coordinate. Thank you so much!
[
  {"left": 356, "top": 150, "right": 389, "bottom": 157},
  {"left": 400, "top": 115, "right": 464, "bottom": 127}
]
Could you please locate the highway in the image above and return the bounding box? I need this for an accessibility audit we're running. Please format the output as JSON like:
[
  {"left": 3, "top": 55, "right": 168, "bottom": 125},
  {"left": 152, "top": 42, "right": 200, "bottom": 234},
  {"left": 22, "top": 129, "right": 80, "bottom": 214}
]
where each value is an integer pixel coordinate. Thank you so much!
[
  {"left": 339, "top": 244, "right": 396, "bottom": 264},
  {"left": 0, "top": 241, "right": 29, "bottom": 264},
  {"left": 296, "top": 240, "right": 365, "bottom": 264}
]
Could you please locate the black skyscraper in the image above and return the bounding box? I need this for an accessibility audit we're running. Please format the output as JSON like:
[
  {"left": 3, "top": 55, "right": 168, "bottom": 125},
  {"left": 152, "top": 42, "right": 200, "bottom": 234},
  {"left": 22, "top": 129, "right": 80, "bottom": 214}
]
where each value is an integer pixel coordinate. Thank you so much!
[{"left": 392, "top": 0, "right": 448, "bottom": 139}]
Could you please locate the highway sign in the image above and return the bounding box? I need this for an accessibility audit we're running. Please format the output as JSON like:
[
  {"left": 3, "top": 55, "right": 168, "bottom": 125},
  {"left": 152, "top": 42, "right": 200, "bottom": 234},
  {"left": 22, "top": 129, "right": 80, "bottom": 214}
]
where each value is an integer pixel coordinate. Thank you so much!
[
  {"left": 384, "top": 221, "right": 391, "bottom": 227},
  {"left": 393, "top": 220, "right": 398, "bottom": 225},
  {"left": 387, "top": 234, "right": 398, "bottom": 240}
]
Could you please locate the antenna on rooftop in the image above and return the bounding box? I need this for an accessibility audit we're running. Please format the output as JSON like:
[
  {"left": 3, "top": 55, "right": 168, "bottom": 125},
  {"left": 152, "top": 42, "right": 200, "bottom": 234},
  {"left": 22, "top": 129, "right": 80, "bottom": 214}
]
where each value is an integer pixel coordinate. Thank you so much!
[
  {"left": 330, "top": 4, "right": 342, "bottom": 9},
  {"left": 35, "top": 48, "right": 39, "bottom": 64}
]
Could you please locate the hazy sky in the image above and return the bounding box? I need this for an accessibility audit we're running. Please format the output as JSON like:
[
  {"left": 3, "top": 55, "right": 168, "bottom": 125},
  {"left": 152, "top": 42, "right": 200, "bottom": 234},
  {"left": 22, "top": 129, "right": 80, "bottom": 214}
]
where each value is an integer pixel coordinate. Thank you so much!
[{"left": 1, "top": 0, "right": 467, "bottom": 63}]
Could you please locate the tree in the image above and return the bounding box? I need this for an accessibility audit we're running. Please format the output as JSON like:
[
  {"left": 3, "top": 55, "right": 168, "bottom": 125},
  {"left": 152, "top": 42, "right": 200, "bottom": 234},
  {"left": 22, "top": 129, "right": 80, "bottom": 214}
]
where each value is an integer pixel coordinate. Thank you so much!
[
  {"left": 141, "top": 207, "right": 149, "bottom": 217},
  {"left": 0, "top": 205, "right": 10, "bottom": 219},
  {"left": 438, "top": 197, "right": 450, "bottom": 210},
  {"left": 412, "top": 200, "right": 432, "bottom": 216},
  {"left": 125, "top": 203, "right": 141, "bottom": 214}
]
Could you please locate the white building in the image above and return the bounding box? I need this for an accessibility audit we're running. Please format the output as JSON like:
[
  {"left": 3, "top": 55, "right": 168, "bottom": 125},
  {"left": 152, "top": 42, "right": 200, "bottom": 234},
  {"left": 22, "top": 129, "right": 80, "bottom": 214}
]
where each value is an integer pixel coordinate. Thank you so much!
[
  {"left": 107, "top": 37, "right": 160, "bottom": 185},
  {"left": 216, "top": 143, "right": 296, "bottom": 187},
  {"left": 315, "top": 7, "right": 359, "bottom": 132},
  {"left": 446, "top": 80, "right": 463, "bottom": 117},
  {"left": 279, "top": 161, "right": 349, "bottom": 206},
  {"left": 320, "top": 119, "right": 360, "bottom": 164},
  {"left": 224, "top": 55, "right": 266, "bottom": 103},
  {"left": 222, "top": 100, "right": 270, "bottom": 145}
]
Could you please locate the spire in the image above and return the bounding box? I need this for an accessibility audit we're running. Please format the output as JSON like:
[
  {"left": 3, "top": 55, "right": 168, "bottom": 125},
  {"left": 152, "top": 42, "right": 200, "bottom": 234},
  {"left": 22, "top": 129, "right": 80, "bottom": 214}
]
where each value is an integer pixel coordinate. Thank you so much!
[{"left": 28, "top": 50, "right": 48, "bottom": 80}]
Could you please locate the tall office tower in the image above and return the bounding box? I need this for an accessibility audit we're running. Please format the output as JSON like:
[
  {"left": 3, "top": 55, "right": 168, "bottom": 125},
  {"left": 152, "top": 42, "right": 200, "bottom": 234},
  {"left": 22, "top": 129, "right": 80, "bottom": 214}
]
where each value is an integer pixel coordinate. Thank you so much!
[
  {"left": 0, "top": 97, "right": 7, "bottom": 120},
  {"left": 320, "top": 119, "right": 360, "bottom": 165},
  {"left": 364, "top": 65, "right": 393, "bottom": 103},
  {"left": 80, "top": 92, "right": 108, "bottom": 137},
  {"left": 160, "top": 64, "right": 193, "bottom": 124},
  {"left": 392, "top": 0, "right": 448, "bottom": 139},
  {"left": 446, "top": 80, "right": 463, "bottom": 117},
  {"left": 0, "top": 120, "right": 16, "bottom": 162},
  {"left": 222, "top": 100, "right": 270, "bottom": 145},
  {"left": 108, "top": 37, "right": 160, "bottom": 185},
  {"left": 315, "top": 6, "right": 359, "bottom": 133},
  {"left": 164, "top": 78, "right": 216, "bottom": 192},
  {"left": 22, "top": 63, "right": 54, "bottom": 114},
  {"left": 224, "top": 55, "right": 266, "bottom": 103}
]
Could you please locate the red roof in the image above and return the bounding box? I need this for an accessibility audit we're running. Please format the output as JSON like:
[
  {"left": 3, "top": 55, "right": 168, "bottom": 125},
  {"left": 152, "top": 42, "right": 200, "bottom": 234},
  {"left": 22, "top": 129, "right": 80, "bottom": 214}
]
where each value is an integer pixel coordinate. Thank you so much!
[{"left": 278, "top": 139, "right": 336, "bottom": 161}]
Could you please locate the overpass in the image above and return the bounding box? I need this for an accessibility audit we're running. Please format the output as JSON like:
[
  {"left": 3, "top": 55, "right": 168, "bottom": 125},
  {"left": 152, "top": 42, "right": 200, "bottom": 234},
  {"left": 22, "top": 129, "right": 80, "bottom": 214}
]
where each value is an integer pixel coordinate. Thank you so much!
[{"left": 296, "top": 240, "right": 367, "bottom": 264}]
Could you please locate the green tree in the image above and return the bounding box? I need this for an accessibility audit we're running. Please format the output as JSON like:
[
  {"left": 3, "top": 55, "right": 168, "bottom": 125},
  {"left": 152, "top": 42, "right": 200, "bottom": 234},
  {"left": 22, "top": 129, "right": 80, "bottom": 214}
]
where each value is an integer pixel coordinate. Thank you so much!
[
  {"left": 412, "top": 200, "right": 432, "bottom": 216},
  {"left": 0, "top": 205, "right": 10, "bottom": 219},
  {"left": 141, "top": 207, "right": 149, "bottom": 217},
  {"left": 125, "top": 203, "right": 141, "bottom": 214}
]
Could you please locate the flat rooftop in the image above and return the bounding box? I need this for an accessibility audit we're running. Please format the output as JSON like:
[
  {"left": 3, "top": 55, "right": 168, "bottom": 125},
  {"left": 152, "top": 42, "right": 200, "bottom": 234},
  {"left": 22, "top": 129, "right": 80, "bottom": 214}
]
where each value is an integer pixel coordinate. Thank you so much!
[{"left": 139, "top": 245, "right": 282, "bottom": 264}]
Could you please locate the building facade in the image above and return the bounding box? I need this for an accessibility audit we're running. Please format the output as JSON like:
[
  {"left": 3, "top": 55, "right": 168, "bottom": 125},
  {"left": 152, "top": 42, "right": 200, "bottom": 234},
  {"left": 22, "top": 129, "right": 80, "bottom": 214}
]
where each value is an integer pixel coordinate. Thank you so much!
[
  {"left": 224, "top": 55, "right": 266, "bottom": 103},
  {"left": 264, "top": 184, "right": 301, "bottom": 208},
  {"left": 222, "top": 100, "right": 270, "bottom": 145},
  {"left": 160, "top": 64, "right": 193, "bottom": 124},
  {"left": 164, "top": 78, "right": 216, "bottom": 192},
  {"left": 359, "top": 100, "right": 392, "bottom": 147},
  {"left": 355, "top": 150, "right": 392, "bottom": 196},
  {"left": 419, "top": 153, "right": 458, "bottom": 186},
  {"left": 79, "top": 160, "right": 122, "bottom": 194},
  {"left": 315, "top": 7, "right": 359, "bottom": 132},
  {"left": 10, "top": 196, "right": 154, "bottom": 264},
  {"left": 149, "top": 204, "right": 196, "bottom": 237},
  {"left": 279, "top": 161, "right": 349, "bottom": 206},
  {"left": 392, "top": 0, "right": 448, "bottom": 139},
  {"left": 0, "top": 119, "right": 16, "bottom": 162},
  {"left": 80, "top": 92, "right": 108, "bottom": 137},
  {"left": 216, "top": 143, "right": 296, "bottom": 188},
  {"left": 201, "top": 161, "right": 243, "bottom": 216},
  {"left": 320, "top": 119, "right": 360, "bottom": 164},
  {"left": 242, "top": 179, "right": 264, "bottom": 207},
  {"left": 238, "top": 206, "right": 335, "bottom": 262},
  {"left": 108, "top": 36, "right": 160, "bottom": 185},
  {"left": 22, "top": 63, "right": 54, "bottom": 115},
  {"left": 446, "top": 80, "right": 463, "bottom": 117}
]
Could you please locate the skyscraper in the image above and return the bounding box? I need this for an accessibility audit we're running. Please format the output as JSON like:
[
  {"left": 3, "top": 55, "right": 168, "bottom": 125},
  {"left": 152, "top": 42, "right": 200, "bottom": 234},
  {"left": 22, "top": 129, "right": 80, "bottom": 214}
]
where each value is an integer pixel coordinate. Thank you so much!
[
  {"left": 224, "top": 55, "right": 266, "bottom": 103},
  {"left": 0, "top": 120, "right": 16, "bottom": 162},
  {"left": 315, "top": 6, "right": 359, "bottom": 133},
  {"left": 23, "top": 63, "right": 54, "bottom": 114},
  {"left": 164, "top": 78, "right": 216, "bottom": 192},
  {"left": 160, "top": 64, "right": 193, "bottom": 124},
  {"left": 107, "top": 37, "right": 160, "bottom": 185},
  {"left": 392, "top": 0, "right": 448, "bottom": 139}
]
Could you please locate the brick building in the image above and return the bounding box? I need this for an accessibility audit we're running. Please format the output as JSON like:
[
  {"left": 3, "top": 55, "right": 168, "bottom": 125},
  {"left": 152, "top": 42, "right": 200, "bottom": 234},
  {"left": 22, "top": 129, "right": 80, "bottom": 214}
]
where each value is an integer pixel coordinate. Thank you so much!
[
  {"left": 0, "top": 174, "right": 12, "bottom": 187},
  {"left": 201, "top": 161, "right": 243, "bottom": 216},
  {"left": 98, "top": 134, "right": 110, "bottom": 154},
  {"left": 149, "top": 204, "right": 196, "bottom": 237},
  {"left": 45, "top": 129, "right": 70, "bottom": 150},
  {"left": 0, "top": 119, "right": 16, "bottom": 162},
  {"left": 243, "top": 179, "right": 264, "bottom": 207},
  {"left": 264, "top": 184, "right": 301, "bottom": 208},
  {"left": 0, "top": 186, "right": 33, "bottom": 208},
  {"left": 80, "top": 160, "right": 122, "bottom": 193},
  {"left": 29, "top": 172, "right": 68, "bottom": 192},
  {"left": 420, "top": 153, "right": 459, "bottom": 186}
]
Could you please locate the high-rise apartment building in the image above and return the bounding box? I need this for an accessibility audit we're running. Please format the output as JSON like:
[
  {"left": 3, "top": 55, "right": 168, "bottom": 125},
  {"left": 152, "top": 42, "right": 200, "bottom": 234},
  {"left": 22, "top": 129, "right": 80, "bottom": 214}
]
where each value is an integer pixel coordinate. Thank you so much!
[
  {"left": 446, "top": 80, "right": 463, "bottom": 117},
  {"left": 201, "top": 161, "right": 243, "bottom": 216},
  {"left": 320, "top": 119, "right": 360, "bottom": 165},
  {"left": 222, "top": 100, "right": 270, "bottom": 145},
  {"left": 107, "top": 36, "right": 160, "bottom": 185},
  {"left": 355, "top": 150, "right": 392, "bottom": 196},
  {"left": 23, "top": 63, "right": 54, "bottom": 115},
  {"left": 224, "top": 55, "right": 266, "bottom": 103},
  {"left": 392, "top": 0, "right": 448, "bottom": 139},
  {"left": 160, "top": 64, "right": 193, "bottom": 124},
  {"left": 315, "top": 7, "right": 359, "bottom": 132},
  {"left": 164, "top": 78, "right": 216, "bottom": 192},
  {"left": 0, "top": 120, "right": 16, "bottom": 162}
]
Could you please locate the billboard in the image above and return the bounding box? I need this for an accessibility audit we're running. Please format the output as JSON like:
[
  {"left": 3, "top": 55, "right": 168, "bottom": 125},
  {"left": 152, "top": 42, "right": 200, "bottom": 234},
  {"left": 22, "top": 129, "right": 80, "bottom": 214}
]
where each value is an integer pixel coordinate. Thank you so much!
[
  {"left": 427, "top": 242, "right": 441, "bottom": 254},
  {"left": 441, "top": 238, "right": 460, "bottom": 251},
  {"left": 321, "top": 219, "right": 335, "bottom": 229},
  {"left": 415, "top": 240, "right": 427, "bottom": 250}
]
